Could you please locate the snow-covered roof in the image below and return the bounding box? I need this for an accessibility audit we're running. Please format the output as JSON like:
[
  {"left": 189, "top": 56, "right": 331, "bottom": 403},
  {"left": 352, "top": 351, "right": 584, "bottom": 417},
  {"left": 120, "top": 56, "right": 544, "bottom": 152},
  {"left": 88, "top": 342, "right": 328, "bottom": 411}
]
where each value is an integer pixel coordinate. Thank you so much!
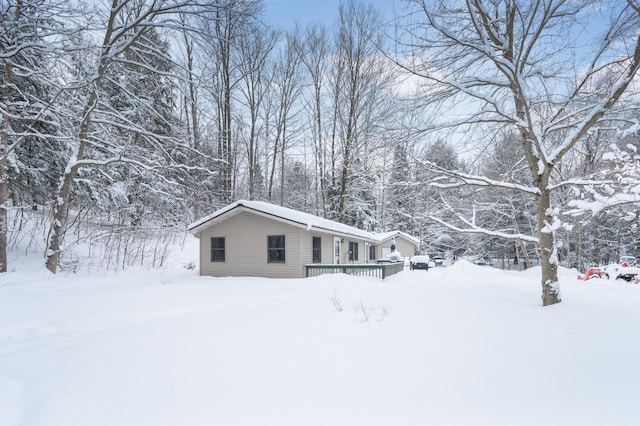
[
  {"left": 188, "top": 200, "right": 380, "bottom": 241},
  {"left": 374, "top": 230, "right": 420, "bottom": 245}
]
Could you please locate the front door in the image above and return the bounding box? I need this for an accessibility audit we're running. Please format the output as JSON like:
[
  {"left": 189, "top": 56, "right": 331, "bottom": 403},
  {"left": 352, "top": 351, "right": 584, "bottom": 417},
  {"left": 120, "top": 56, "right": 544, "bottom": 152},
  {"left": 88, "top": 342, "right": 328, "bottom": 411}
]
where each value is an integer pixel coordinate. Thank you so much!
[{"left": 333, "top": 237, "right": 341, "bottom": 264}]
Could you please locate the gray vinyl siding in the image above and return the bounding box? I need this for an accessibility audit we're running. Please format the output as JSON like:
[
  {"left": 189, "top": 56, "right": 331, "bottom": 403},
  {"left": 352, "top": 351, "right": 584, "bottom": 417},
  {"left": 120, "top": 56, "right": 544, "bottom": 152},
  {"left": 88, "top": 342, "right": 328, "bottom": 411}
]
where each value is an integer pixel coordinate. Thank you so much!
[
  {"left": 320, "top": 235, "right": 335, "bottom": 264},
  {"left": 303, "top": 234, "right": 349, "bottom": 264},
  {"left": 300, "top": 233, "right": 326, "bottom": 264},
  {"left": 377, "top": 236, "right": 418, "bottom": 258},
  {"left": 196, "top": 209, "right": 382, "bottom": 278},
  {"left": 198, "top": 211, "right": 304, "bottom": 278},
  {"left": 300, "top": 235, "right": 369, "bottom": 265},
  {"left": 395, "top": 238, "right": 417, "bottom": 257}
]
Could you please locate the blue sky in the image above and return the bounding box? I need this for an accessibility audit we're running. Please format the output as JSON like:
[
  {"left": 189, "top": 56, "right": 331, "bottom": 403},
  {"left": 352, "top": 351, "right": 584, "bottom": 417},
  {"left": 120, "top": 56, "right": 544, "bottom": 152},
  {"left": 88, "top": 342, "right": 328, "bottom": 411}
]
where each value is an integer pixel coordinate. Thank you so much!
[{"left": 263, "top": 0, "right": 399, "bottom": 29}]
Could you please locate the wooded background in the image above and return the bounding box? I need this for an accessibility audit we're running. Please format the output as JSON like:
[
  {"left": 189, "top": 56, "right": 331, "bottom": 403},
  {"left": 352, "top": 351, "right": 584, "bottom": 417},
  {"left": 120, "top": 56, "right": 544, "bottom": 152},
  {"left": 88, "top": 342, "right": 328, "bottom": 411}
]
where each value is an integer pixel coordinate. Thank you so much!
[{"left": 2, "top": 0, "right": 639, "bottom": 293}]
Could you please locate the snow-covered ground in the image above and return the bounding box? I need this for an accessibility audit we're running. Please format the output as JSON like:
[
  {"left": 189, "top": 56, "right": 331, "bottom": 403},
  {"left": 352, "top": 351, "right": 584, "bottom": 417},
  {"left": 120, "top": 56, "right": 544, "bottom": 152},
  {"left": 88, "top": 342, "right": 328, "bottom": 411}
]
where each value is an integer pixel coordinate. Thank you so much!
[{"left": 2, "top": 238, "right": 640, "bottom": 426}]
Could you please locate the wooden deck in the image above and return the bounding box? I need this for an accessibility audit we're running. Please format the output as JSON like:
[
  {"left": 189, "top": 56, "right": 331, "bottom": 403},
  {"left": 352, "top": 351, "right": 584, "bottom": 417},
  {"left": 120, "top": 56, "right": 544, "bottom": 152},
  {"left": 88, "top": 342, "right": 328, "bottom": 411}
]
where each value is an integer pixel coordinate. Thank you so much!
[{"left": 304, "top": 262, "right": 404, "bottom": 279}]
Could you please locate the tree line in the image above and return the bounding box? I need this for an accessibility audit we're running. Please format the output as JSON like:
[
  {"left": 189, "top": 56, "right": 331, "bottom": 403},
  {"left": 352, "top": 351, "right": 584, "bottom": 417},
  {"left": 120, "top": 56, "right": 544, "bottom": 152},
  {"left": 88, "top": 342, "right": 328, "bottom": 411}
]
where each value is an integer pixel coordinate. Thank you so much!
[{"left": 2, "top": 0, "right": 639, "bottom": 306}]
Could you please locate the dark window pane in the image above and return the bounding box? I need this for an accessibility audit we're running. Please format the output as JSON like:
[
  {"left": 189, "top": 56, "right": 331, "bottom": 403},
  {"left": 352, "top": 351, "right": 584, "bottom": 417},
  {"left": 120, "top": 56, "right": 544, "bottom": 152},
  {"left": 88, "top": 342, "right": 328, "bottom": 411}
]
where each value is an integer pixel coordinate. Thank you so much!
[
  {"left": 268, "top": 235, "right": 285, "bottom": 249},
  {"left": 212, "top": 250, "right": 225, "bottom": 262},
  {"left": 268, "top": 235, "right": 285, "bottom": 263},
  {"left": 211, "top": 237, "right": 225, "bottom": 262},
  {"left": 269, "top": 249, "right": 285, "bottom": 263},
  {"left": 312, "top": 237, "right": 321, "bottom": 263},
  {"left": 348, "top": 241, "right": 359, "bottom": 261}
]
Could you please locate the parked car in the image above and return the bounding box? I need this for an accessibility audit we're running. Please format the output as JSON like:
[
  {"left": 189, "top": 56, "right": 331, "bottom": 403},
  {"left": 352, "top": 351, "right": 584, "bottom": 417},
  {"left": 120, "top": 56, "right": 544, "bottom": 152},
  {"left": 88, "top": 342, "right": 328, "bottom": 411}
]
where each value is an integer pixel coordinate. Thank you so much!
[
  {"left": 432, "top": 255, "right": 445, "bottom": 267},
  {"left": 410, "top": 255, "right": 431, "bottom": 271},
  {"left": 473, "top": 257, "right": 492, "bottom": 266}
]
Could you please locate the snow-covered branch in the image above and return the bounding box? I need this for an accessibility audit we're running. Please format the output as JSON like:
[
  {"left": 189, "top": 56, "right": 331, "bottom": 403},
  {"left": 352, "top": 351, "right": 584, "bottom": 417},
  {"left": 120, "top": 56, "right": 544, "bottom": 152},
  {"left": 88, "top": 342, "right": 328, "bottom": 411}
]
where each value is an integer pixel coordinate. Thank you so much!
[
  {"left": 568, "top": 192, "right": 640, "bottom": 215},
  {"left": 425, "top": 161, "right": 541, "bottom": 195},
  {"left": 427, "top": 214, "right": 539, "bottom": 244},
  {"left": 548, "top": 178, "right": 623, "bottom": 192}
]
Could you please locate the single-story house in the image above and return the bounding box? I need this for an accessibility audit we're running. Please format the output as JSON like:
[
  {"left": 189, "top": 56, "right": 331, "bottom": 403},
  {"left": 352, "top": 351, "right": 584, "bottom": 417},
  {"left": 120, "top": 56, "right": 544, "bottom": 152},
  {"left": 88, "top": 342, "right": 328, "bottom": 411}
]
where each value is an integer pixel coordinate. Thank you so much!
[{"left": 188, "top": 200, "right": 420, "bottom": 279}]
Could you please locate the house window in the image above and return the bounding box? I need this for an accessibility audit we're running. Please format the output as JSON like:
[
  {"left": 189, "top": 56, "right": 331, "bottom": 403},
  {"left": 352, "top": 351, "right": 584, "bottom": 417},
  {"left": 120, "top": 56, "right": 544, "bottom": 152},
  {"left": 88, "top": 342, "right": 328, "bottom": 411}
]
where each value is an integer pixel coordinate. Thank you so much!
[
  {"left": 369, "top": 244, "right": 376, "bottom": 261},
  {"left": 268, "top": 235, "right": 286, "bottom": 263},
  {"left": 312, "top": 237, "right": 322, "bottom": 263},
  {"left": 348, "top": 241, "right": 359, "bottom": 261},
  {"left": 211, "top": 237, "right": 225, "bottom": 262}
]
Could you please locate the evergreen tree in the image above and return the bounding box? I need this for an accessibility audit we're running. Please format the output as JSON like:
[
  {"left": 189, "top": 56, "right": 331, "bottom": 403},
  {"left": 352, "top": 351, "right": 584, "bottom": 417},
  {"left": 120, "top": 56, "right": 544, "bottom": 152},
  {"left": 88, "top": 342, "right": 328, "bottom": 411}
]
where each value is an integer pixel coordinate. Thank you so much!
[
  {"left": 0, "top": 0, "right": 70, "bottom": 272},
  {"left": 387, "top": 142, "right": 411, "bottom": 231}
]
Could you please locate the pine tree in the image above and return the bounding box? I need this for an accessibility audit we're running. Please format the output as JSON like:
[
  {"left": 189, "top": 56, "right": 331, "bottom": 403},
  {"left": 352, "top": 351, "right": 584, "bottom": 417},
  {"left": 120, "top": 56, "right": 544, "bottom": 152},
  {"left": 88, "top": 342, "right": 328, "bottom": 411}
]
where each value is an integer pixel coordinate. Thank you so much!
[{"left": 0, "top": 0, "right": 70, "bottom": 272}]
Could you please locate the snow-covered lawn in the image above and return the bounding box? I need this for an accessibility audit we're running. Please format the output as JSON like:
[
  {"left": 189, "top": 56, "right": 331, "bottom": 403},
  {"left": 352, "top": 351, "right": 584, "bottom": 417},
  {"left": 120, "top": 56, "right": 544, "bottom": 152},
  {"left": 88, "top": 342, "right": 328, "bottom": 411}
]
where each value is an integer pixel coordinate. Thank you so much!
[{"left": 2, "top": 255, "right": 640, "bottom": 425}]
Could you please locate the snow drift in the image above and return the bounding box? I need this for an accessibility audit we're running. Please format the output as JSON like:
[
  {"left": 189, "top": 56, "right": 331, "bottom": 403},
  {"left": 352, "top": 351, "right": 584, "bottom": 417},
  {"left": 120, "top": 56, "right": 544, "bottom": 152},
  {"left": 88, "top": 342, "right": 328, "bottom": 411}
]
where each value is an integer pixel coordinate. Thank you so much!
[{"left": 1, "top": 250, "right": 640, "bottom": 426}]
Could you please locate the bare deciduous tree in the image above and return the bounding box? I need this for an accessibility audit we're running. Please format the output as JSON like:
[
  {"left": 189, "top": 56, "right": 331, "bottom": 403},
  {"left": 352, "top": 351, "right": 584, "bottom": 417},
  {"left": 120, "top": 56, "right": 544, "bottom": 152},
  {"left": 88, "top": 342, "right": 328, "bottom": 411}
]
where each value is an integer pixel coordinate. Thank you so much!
[
  {"left": 238, "top": 22, "right": 277, "bottom": 200},
  {"left": 266, "top": 30, "right": 303, "bottom": 205},
  {"left": 45, "top": 0, "right": 223, "bottom": 273},
  {"left": 299, "top": 23, "right": 331, "bottom": 217},
  {"left": 1, "top": 0, "right": 72, "bottom": 272},
  {"left": 330, "top": 0, "right": 394, "bottom": 225},
  {"left": 397, "top": 0, "right": 640, "bottom": 305}
]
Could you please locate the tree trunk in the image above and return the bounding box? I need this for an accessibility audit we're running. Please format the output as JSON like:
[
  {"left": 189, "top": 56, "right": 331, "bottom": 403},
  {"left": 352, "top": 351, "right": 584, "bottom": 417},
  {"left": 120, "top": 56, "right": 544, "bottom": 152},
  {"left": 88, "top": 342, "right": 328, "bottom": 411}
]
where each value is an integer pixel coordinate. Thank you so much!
[
  {"left": 215, "top": 9, "right": 233, "bottom": 205},
  {"left": 537, "top": 190, "right": 561, "bottom": 306},
  {"left": 279, "top": 121, "right": 286, "bottom": 206},
  {"left": 314, "top": 84, "right": 326, "bottom": 216},
  {"left": 45, "top": 0, "right": 121, "bottom": 273},
  {"left": 592, "top": 215, "right": 599, "bottom": 265},
  {"left": 0, "top": 62, "right": 10, "bottom": 273},
  {"left": 267, "top": 132, "right": 280, "bottom": 201},
  {"left": 337, "top": 149, "right": 350, "bottom": 222},
  {"left": 248, "top": 106, "right": 256, "bottom": 200},
  {"left": 45, "top": 81, "right": 97, "bottom": 273},
  {"left": 520, "top": 240, "right": 531, "bottom": 269},
  {"left": 183, "top": 30, "right": 200, "bottom": 219},
  {"left": 45, "top": 161, "right": 79, "bottom": 273}
]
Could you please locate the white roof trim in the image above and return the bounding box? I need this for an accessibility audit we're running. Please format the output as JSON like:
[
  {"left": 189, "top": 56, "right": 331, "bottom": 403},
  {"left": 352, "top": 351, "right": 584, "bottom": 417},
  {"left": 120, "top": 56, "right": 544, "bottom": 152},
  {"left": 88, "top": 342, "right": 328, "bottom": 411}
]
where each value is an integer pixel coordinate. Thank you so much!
[
  {"left": 374, "top": 230, "right": 421, "bottom": 245},
  {"left": 188, "top": 200, "right": 380, "bottom": 242}
]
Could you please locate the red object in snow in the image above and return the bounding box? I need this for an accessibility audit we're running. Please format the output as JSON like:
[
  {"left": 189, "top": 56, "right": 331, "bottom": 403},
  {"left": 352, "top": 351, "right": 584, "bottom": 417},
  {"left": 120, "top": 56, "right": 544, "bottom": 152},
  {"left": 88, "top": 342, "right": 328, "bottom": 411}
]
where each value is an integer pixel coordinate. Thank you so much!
[{"left": 578, "top": 267, "right": 605, "bottom": 280}]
